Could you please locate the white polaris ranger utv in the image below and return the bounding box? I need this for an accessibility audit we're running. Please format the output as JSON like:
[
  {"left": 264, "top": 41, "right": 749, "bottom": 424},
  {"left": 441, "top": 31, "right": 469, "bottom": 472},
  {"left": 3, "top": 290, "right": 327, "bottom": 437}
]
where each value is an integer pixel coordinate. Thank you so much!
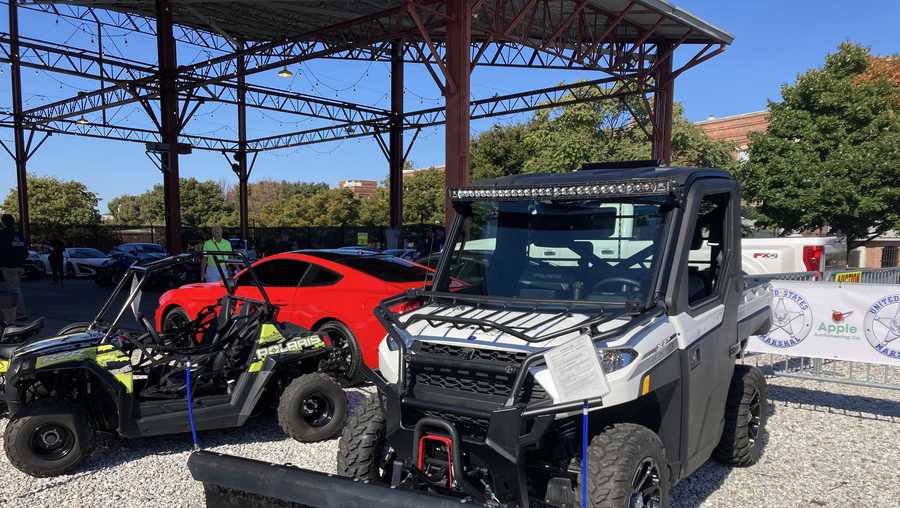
[{"left": 188, "top": 162, "right": 773, "bottom": 508}]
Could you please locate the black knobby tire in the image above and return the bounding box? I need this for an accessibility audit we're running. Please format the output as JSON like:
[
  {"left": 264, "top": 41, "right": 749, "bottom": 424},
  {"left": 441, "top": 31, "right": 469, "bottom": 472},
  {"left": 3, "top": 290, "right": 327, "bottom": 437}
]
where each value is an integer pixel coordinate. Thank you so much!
[
  {"left": 713, "top": 364, "right": 768, "bottom": 467},
  {"left": 574, "top": 423, "right": 671, "bottom": 508},
  {"left": 336, "top": 394, "right": 391, "bottom": 483},
  {"left": 315, "top": 321, "right": 366, "bottom": 387},
  {"left": 4, "top": 399, "right": 96, "bottom": 477},
  {"left": 277, "top": 373, "right": 347, "bottom": 442}
]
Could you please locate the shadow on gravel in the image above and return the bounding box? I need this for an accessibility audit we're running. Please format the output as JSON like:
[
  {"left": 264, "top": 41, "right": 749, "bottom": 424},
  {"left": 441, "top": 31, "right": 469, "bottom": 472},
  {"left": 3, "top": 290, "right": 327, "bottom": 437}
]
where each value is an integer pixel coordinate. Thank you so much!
[
  {"left": 767, "top": 383, "right": 900, "bottom": 421},
  {"left": 670, "top": 402, "right": 775, "bottom": 507}
]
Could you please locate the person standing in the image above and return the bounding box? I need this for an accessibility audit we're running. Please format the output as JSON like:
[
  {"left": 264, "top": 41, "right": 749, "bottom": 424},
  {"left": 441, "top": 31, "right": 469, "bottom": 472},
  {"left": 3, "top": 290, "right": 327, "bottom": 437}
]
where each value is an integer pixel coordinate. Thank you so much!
[
  {"left": 48, "top": 233, "right": 65, "bottom": 285},
  {"left": 200, "top": 225, "right": 232, "bottom": 282},
  {"left": 0, "top": 214, "right": 28, "bottom": 322}
]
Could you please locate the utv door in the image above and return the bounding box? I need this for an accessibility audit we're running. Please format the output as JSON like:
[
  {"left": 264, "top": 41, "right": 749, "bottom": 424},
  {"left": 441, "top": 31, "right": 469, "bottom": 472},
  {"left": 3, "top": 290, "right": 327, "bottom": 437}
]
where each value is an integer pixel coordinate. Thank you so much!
[{"left": 666, "top": 179, "right": 741, "bottom": 476}]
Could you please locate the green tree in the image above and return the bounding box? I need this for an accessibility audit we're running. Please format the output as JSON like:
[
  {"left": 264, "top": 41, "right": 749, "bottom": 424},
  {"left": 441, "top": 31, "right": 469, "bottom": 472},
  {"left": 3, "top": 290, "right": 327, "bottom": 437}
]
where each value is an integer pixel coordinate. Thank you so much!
[
  {"left": 735, "top": 43, "right": 900, "bottom": 249},
  {"left": 263, "top": 188, "right": 359, "bottom": 226},
  {"left": 357, "top": 165, "right": 446, "bottom": 226},
  {"left": 226, "top": 180, "right": 330, "bottom": 226},
  {"left": 108, "top": 178, "right": 234, "bottom": 227},
  {"left": 2, "top": 176, "right": 101, "bottom": 225}
]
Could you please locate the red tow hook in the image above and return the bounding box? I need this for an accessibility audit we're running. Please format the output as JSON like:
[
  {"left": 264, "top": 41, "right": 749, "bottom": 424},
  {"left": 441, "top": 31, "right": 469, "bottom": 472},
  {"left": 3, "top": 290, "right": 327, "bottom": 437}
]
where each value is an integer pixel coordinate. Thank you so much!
[{"left": 416, "top": 434, "right": 455, "bottom": 488}]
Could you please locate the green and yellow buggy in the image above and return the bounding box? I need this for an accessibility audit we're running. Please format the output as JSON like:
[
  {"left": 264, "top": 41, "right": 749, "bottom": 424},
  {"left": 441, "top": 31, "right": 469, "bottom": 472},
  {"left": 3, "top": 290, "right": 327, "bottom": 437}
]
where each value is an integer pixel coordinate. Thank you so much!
[{"left": 1, "top": 252, "right": 347, "bottom": 477}]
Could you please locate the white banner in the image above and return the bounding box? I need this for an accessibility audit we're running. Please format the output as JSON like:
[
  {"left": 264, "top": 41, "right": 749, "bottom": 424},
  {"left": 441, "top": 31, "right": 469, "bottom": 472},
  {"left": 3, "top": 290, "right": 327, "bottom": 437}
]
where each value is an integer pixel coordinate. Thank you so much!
[{"left": 747, "top": 280, "right": 900, "bottom": 366}]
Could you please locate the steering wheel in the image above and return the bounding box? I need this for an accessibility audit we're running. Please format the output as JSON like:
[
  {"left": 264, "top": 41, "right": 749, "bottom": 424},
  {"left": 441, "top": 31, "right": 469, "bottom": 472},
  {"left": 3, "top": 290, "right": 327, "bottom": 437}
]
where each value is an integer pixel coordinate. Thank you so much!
[{"left": 591, "top": 277, "right": 643, "bottom": 294}]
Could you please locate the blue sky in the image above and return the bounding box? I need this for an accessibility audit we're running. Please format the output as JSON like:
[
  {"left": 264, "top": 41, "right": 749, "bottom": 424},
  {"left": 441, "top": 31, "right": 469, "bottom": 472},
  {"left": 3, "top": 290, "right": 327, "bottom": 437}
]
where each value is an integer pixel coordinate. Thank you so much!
[{"left": 3, "top": 1, "right": 900, "bottom": 214}]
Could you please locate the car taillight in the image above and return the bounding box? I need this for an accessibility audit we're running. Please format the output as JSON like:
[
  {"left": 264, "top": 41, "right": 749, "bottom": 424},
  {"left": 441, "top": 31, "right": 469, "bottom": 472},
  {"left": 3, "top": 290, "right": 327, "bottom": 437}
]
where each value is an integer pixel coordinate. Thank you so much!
[
  {"left": 802, "top": 245, "right": 824, "bottom": 272},
  {"left": 390, "top": 299, "right": 423, "bottom": 315}
]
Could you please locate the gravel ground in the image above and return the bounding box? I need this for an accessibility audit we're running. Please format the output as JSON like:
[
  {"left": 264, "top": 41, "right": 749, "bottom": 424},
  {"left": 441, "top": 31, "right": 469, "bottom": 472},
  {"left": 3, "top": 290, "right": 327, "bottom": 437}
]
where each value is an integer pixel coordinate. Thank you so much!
[{"left": 1, "top": 375, "right": 898, "bottom": 507}]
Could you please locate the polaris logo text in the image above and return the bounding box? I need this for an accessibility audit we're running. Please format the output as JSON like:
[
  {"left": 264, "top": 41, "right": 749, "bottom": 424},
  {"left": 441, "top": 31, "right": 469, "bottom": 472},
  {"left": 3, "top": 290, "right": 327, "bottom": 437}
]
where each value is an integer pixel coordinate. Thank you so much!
[{"left": 255, "top": 336, "right": 325, "bottom": 360}]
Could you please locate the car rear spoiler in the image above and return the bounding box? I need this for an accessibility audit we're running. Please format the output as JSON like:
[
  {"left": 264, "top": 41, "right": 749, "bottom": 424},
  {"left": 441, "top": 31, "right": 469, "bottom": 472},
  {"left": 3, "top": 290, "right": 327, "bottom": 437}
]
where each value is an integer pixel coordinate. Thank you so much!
[{"left": 187, "top": 451, "right": 473, "bottom": 508}]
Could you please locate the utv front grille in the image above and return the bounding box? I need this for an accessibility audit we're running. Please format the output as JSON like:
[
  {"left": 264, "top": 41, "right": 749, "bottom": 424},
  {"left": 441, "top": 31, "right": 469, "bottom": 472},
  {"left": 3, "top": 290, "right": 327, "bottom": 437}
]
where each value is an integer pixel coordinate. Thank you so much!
[{"left": 410, "top": 342, "right": 548, "bottom": 405}]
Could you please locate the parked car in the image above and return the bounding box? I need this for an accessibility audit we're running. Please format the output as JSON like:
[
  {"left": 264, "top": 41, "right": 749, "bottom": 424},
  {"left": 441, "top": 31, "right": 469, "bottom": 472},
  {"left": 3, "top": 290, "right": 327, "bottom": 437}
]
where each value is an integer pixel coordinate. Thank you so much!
[
  {"left": 740, "top": 235, "right": 847, "bottom": 274},
  {"left": 39, "top": 247, "right": 109, "bottom": 278},
  {"left": 111, "top": 242, "right": 168, "bottom": 262},
  {"left": 23, "top": 251, "right": 44, "bottom": 279},
  {"left": 228, "top": 238, "right": 257, "bottom": 261},
  {"left": 382, "top": 248, "right": 419, "bottom": 260},
  {"left": 155, "top": 250, "right": 432, "bottom": 385}
]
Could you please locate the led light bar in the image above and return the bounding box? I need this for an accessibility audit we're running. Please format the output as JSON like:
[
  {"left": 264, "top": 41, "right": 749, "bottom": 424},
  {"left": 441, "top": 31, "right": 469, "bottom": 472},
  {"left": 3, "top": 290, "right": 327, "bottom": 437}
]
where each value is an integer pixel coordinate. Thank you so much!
[{"left": 449, "top": 178, "right": 677, "bottom": 201}]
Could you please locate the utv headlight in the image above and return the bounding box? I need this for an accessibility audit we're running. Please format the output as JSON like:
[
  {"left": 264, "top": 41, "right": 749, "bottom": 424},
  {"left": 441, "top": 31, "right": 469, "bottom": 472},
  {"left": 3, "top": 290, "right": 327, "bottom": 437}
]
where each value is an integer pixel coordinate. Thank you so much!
[{"left": 597, "top": 348, "right": 638, "bottom": 373}]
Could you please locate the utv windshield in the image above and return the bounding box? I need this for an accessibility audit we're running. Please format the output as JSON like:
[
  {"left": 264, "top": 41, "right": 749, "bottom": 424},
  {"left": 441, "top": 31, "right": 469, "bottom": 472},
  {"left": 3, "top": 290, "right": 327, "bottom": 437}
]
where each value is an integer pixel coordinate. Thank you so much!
[{"left": 436, "top": 198, "right": 669, "bottom": 304}]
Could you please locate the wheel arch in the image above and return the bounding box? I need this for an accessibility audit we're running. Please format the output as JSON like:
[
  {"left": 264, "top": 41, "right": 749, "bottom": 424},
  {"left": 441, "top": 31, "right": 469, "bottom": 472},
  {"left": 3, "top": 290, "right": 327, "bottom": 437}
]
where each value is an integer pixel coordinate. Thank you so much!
[{"left": 10, "top": 363, "right": 122, "bottom": 432}]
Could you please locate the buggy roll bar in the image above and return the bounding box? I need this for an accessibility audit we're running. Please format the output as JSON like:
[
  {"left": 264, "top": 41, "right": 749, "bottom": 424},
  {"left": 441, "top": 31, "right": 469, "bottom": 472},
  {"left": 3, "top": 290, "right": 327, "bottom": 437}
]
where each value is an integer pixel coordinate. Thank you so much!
[{"left": 91, "top": 251, "right": 273, "bottom": 341}]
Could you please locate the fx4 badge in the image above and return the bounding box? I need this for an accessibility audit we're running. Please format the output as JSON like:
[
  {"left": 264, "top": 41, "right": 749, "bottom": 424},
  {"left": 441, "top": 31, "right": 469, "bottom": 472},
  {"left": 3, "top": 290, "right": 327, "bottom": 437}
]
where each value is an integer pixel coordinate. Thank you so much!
[{"left": 255, "top": 335, "right": 325, "bottom": 360}]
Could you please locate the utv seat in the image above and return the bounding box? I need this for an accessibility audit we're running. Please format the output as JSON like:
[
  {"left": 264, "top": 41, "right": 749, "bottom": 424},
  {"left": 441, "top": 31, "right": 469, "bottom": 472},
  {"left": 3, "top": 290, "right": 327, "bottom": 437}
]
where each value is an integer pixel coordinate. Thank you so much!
[{"left": 0, "top": 317, "right": 44, "bottom": 342}]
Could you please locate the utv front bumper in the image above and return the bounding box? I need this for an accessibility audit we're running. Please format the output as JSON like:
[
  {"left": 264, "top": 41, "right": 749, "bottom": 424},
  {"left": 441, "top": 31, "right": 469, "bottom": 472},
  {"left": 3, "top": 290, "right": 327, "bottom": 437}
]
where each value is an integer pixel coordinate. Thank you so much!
[{"left": 187, "top": 451, "right": 470, "bottom": 508}]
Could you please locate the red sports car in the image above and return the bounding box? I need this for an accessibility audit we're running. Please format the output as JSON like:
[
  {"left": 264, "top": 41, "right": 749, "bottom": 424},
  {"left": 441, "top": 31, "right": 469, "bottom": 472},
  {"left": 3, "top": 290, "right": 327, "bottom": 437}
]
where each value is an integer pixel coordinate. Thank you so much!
[{"left": 154, "top": 250, "right": 430, "bottom": 384}]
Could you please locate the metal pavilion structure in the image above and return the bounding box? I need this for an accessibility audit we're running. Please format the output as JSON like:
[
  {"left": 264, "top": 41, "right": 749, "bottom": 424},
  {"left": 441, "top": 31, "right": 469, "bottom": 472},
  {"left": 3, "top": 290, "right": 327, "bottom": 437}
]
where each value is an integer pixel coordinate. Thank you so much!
[{"left": 1, "top": 0, "right": 732, "bottom": 253}]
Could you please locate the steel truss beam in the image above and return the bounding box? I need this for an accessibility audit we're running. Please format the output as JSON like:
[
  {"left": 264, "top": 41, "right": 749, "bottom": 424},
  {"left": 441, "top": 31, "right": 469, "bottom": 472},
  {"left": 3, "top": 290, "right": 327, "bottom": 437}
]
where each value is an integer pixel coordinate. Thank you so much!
[
  {"left": 0, "top": 114, "right": 237, "bottom": 151},
  {"left": 0, "top": 33, "right": 390, "bottom": 127},
  {"left": 243, "top": 75, "right": 655, "bottom": 153},
  {"left": 15, "top": 0, "right": 727, "bottom": 130},
  {"left": 403, "top": 73, "right": 654, "bottom": 128},
  {"left": 17, "top": 0, "right": 234, "bottom": 52}
]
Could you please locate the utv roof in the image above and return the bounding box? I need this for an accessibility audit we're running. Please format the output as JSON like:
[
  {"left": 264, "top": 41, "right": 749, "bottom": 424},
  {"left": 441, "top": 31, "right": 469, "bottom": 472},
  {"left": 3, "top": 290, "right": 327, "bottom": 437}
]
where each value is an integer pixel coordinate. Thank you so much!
[{"left": 466, "top": 162, "right": 730, "bottom": 190}]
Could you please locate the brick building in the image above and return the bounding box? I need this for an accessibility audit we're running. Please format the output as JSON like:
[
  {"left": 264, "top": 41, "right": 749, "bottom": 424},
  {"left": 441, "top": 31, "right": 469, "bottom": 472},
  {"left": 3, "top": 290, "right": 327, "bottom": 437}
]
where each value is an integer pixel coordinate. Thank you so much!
[
  {"left": 338, "top": 179, "right": 378, "bottom": 199},
  {"left": 695, "top": 111, "right": 769, "bottom": 160}
]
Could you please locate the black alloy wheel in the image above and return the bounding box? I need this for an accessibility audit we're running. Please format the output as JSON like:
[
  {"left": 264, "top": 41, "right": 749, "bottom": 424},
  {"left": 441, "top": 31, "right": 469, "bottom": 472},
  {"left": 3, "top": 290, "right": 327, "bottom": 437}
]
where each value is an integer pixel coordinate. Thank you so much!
[{"left": 629, "top": 457, "right": 663, "bottom": 508}]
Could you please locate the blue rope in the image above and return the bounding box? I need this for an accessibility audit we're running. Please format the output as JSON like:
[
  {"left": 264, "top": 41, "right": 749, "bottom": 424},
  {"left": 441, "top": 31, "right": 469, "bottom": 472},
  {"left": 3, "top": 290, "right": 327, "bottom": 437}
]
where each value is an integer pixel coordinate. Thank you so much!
[
  {"left": 186, "top": 360, "right": 200, "bottom": 450},
  {"left": 582, "top": 399, "right": 588, "bottom": 508}
]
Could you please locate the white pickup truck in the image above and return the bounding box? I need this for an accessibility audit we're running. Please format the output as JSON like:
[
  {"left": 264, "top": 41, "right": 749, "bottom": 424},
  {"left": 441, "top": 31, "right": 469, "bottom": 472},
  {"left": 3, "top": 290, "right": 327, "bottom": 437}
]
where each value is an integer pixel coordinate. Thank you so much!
[{"left": 741, "top": 235, "right": 846, "bottom": 275}]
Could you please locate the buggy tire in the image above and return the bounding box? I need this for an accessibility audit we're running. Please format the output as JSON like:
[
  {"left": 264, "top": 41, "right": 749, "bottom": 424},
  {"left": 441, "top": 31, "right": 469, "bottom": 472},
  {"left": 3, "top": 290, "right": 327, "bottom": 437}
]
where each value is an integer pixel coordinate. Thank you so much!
[
  {"left": 336, "top": 394, "right": 390, "bottom": 483},
  {"left": 713, "top": 364, "right": 767, "bottom": 467},
  {"left": 574, "top": 423, "right": 670, "bottom": 508},
  {"left": 277, "top": 373, "right": 346, "bottom": 442},
  {"left": 4, "top": 399, "right": 95, "bottom": 477},
  {"left": 315, "top": 320, "right": 365, "bottom": 387}
]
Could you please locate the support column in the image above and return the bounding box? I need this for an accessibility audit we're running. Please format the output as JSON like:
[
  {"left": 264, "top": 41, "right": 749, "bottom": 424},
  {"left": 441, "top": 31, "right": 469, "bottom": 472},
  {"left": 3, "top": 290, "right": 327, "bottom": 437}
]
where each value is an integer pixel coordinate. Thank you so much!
[
  {"left": 443, "top": 0, "right": 471, "bottom": 226},
  {"left": 8, "top": 0, "right": 29, "bottom": 243},
  {"left": 236, "top": 40, "right": 250, "bottom": 244},
  {"left": 155, "top": 0, "right": 182, "bottom": 253},
  {"left": 388, "top": 40, "right": 404, "bottom": 246},
  {"left": 651, "top": 42, "right": 674, "bottom": 165}
]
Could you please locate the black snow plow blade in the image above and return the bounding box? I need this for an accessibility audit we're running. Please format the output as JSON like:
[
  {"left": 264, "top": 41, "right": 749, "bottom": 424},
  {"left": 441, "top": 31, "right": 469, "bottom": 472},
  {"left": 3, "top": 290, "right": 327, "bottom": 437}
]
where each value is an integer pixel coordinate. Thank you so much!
[{"left": 187, "top": 451, "right": 474, "bottom": 508}]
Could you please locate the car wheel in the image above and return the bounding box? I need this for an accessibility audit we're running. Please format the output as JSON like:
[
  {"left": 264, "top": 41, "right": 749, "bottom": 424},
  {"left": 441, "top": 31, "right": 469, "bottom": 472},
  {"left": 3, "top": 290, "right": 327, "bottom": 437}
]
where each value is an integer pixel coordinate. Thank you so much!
[
  {"left": 162, "top": 307, "right": 191, "bottom": 333},
  {"left": 315, "top": 320, "right": 365, "bottom": 387},
  {"left": 336, "top": 394, "right": 393, "bottom": 483},
  {"left": 277, "top": 373, "right": 347, "bottom": 442},
  {"left": 4, "top": 399, "right": 96, "bottom": 478},
  {"left": 573, "top": 423, "right": 670, "bottom": 508},
  {"left": 65, "top": 263, "right": 75, "bottom": 278},
  {"left": 713, "top": 365, "right": 768, "bottom": 467}
]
